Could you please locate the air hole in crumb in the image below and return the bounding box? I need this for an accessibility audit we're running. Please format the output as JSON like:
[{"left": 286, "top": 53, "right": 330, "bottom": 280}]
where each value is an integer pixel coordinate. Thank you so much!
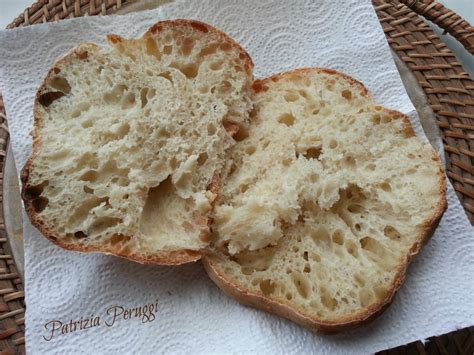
[
  {"left": 311, "top": 253, "right": 321, "bottom": 262},
  {"left": 197, "top": 152, "right": 208, "bottom": 166},
  {"left": 380, "top": 181, "right": 391, "bottom": 192},
  {"left": 77, "top": 50, "right": 88, "bottom": 60},
  {"left": 121, "top": 92, "right": 136, "bottom": 109},
  {"left": 207, "top": 123, "right": 216, "bottom": 135},
  {"left": 359, "top": 289, "right": 374, "bottom": 307},
  {"left": 170, "top": 62, "right": 198, "bottom": 79},
  {"left": 103, "top": 84, "right": 128, "bottom": 104},
  {"left": 245, "top": 146, "right": 256, "bottom": 155},
  {"left": 299, "top": 90, "right": 308, "bottom": 98},
  {"left": 50, "top": 76, "right": 71, "bottom": 94},
  {"left": 329, "top": 139, "right": 338, "bottom": 149},
  {"left": 355, "top": 223, "right": 361, "bottom": 232},
  {"left": 163, "top": 45, "right": 173, "bottom": 55},
  {"left": 74, "top": 231, "right": 87, "bottom": 238},
  {"left": 210, "top": 60, "right": 224, "bottom": 71},
  {"left": 24, "top": 182, "right": 47, "bottom": 199},
  {"left": 83, "top": 185, "right": 94, "bottom": 194},
  {"left": 320, "top": 287, "right": 337, "bottom": 310},
  {"left": 259, "top": 279, "right": 276, "bottom": 296},
  {"left": 348, "top": 204, "right": 364, "bottom": 213},
  {"left": 140, "top": 88, "right": 149, "bottom": 108},
  {"left": 89, "top": 217, "right": 122, "bottom": 236},
  {"left": 240, "top": 267, "right": 254, "bottom": 275},
  {"left": 303, "top": 251, "right": 309, "bottom": 261},
  {"left": 219, "top": 80, "right": 232, "bottom": 94},
  {"left": 303, "top": 147, "right": 321, "bottom": 160},
  {"left": 332, "top": 230, "right": 344, "bottom": 245},
  {"left": 199, "top": 43, "right": 219, "bottom": 57},
  {"left": 220, "top": 42, "right": 232, "bottom": 51},
  {"left": 311, "top": 227, "right": 331, "bottom": 249},
  {"left": 354, "top": 274, "right": 366, "bottom": 288},
  {"left": 278, "top": 113, "right": 295, "bottom": 126},
  {"left": 79, "top": 170, "right": 98, "bottom": 182},
  {"left": 344, "top": 155, "right": 356, "bottom": 167},
  {"left": 341, "top": 90, "right": 352, "bottom": 100},
  {"left": 180, "top": 37, "right": 195, "bottom": 56},
  {"left": 158, "top": 72, "right": 172, "bottom": 83},
  {"left": 286, "top": 293, "right": 293, "bottom": 300},
  {"left": 145, "top": 37, "right": 161, "bottom": 59},
  {"left": 372, "top": 114, "right": 381, "bottom": 124},
  {"left": 346, "top": 241, "right": 358, "bottom": 257},
  {"left": 32, "top": 196, "right": 49, "bottom": 213},
  {"left": 303, "top": 264, "right": 311, "bottom": 273},
  {"left": 310, "top": 173, "right": 319, "bottom": 183},
  {"left": 384, "top": 225, "right": 401, "bottom": 240},
  {"left": 382, "top": 115, "right": 391, "bottom": 123},
  {"left": 232, "top": 125, "right": 249, "bottom": 142},
  {"left": 170, "top": 157, "right": 178, "bottom": 169},
  {"left": 158, "top": 128, "right": 170, "bottom": 138},
  {"left": 38, "top": 91, "right": 65, "bottom": 107},
  {"left": 367, "top": 163, "right": 376, "bottom": 171},
  {"left": 292, "top": 273, "right": 309, "bottom": 299},
  {"left": 282, "top": 158, "right": 291, "bottom": 166},
  {"left": 240, "top": 184, "right": 250, "bottom": 193},
  {"left": 284, "top": 92, "right": 299, "bottom": 102},
  {"left": 360, "top": 236, "right": 387, "bottom": 257}
]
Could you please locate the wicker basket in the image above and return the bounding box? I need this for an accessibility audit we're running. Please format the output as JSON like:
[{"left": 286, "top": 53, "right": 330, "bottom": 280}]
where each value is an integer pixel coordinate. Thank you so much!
[{"left": 0, "top": 0, "right": 473, "bottom": 353}]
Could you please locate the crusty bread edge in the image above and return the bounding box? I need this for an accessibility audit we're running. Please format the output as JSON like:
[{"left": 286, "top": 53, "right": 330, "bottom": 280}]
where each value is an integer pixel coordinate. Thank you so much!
[
  {"left": 252, "top": 67, "right": 370, "bottom": 98},
  {"left": 202, "top": 68, "right": 448, "bottom": 333},
  {"left": 21, "top": 159, "right": 204, "bottom": 265},
  {"left": 22, "top": 19, "right": 253, "bottom": 265}
]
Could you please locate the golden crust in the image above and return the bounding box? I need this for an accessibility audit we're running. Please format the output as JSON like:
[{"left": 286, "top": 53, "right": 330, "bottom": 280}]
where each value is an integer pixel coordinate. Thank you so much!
[
  {"left": 252, "top": 67, "right": 370, "bottom": 98},
  {"left": 203, "top": 67, "right": 447, "bottom": 333},
  {"left": 23, "top": 20, "right": 254, "bottom": 266},
  {"left": 146, "top": 19, "right": 254, "bottom": 71}
]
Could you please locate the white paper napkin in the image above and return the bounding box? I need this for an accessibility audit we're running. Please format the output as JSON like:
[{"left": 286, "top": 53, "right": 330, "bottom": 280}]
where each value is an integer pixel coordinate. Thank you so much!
[{"left": 0, "top": 1, "right": 472, "bottom": 353}]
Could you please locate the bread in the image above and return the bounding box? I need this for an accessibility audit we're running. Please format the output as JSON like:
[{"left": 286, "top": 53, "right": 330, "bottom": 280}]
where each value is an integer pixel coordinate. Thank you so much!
[
  {"left": 21, "top": 20, "right": 254, "bottom": 264},
  {"left": 203, "top": 68, "right": 447, "bottom": 332}
]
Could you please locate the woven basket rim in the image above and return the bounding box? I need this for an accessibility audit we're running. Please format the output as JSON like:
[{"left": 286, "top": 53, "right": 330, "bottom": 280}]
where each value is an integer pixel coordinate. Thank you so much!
[{"left": 1, "top": 0, "right": 473, "bottom": 354}]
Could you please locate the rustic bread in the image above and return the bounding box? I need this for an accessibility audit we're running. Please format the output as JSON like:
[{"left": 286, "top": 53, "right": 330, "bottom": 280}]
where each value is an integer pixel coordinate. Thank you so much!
[
  {"left": 203, "top": 68, "right": 447, "bottom": 332},
  {"left": 21, "top": 20, "right": 254, "bottom": 264}
]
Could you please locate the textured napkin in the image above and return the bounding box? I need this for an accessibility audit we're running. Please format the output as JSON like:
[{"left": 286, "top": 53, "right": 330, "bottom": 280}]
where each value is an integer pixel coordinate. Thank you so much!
[{"left": 0, "top": 0, "right": 473, "bottom": 353}]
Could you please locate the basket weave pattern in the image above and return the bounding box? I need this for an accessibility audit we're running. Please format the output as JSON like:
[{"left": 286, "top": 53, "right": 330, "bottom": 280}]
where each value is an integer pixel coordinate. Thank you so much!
[
  {"left": 375, "top": 0, "right": 474, "bottom": 223},
  {"left": 0, "top": 0, "right": 472, "bottom": 353},
  {"left": 0, "top": 103, "right": 25, "bottom": 353}
]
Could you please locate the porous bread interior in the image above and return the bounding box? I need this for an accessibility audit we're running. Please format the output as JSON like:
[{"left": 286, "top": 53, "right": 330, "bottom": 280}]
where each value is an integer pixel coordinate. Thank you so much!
[
  {"left": 26, "top": 22, "right": 253, "bottom": 258},
  {"left": 211, "top": 70, "right": 442, "bottom": 321}
]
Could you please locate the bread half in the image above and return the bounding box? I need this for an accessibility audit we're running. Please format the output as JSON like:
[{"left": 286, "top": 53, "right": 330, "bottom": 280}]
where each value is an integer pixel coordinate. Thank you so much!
[
  {"left": 203, "top": 68, "right": 447, "bottom": 332},
  {"left": 22, "top": 20, "right": 254, "bottom": 264}
]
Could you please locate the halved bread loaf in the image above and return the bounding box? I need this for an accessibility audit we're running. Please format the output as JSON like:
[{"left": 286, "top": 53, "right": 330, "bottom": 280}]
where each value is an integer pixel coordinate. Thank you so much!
[
  {"left": 21, "top": 20, "right": 254, "bottom": 264},
  {"left": 203, "top": 68, "right": 447, "bottom": 332}
]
